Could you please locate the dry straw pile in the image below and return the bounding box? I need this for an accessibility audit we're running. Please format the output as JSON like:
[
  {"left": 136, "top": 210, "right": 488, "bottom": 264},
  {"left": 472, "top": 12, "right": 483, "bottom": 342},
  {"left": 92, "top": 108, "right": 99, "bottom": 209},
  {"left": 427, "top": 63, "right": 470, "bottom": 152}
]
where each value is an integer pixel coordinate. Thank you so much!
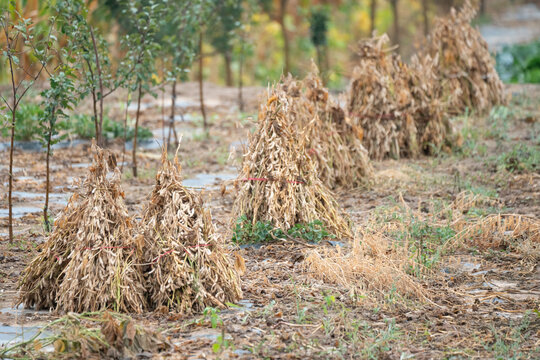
[
  {"left": 303, "top": 231, "right": 427, "bottom": 301},
  {"left": 139, "top": 150, "right": 242, "bottom": 313},
  {"left": 454, "top": 214, "right": 540, "bottom": 250},
  {"left": 17, "top": 144, "right": 146, "bottom": 313},
  {"left": 347, "top": 34, "right": 418, "bottom": 160},
  {"left": 300, "top": 63, "right": 373, "bottom": 188},
  {"left": 233, "top": 83, "right": 352, "bottom": 238},
  {"left": 407, "top": 54, "right": 454, "bottom": 154},
  {"left": 427, "top": 0, "right": 505, "bottom": 114}
]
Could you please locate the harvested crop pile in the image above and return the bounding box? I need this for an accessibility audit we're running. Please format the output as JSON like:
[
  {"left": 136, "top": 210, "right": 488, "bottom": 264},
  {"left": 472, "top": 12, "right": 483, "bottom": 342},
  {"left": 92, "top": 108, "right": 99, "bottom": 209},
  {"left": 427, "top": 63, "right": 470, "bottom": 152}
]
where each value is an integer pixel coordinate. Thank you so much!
[
  {"left": 0, "top": 312, "right": 169, "bottom": 359},
  {"left": 233, "top": 84, "right": 352, "bottom": 239},
  {"left": 303, "top": 231, "right": 427, "bottom": 300},
  {"left": 454, "top": 214, "right": 540, "bottom": 250},
  {"left": 347, "top": 34, "right": 418, "bottom": 160},
  {"left": 17, "top": 144, "right": 146, "bottom": 313},
  {"left": 407, "top": 54, "right": 454, "bottom": 154},
  {"left": 301, "top": 63, "right": 373, "bottom": 188},
  {"left": 426, "top": 0, "right": 505, "bottom": 114},
  {"left": 140, "top": 150, "right": 242, "bottom": 313}
]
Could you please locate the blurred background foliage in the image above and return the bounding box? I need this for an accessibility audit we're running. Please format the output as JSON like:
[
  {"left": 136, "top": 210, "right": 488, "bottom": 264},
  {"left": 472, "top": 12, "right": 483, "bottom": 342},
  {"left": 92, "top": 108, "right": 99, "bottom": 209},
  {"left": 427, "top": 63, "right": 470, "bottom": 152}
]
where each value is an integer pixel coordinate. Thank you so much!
[{"left": 1, "top": 0, "right": 539, "bottom": 90}]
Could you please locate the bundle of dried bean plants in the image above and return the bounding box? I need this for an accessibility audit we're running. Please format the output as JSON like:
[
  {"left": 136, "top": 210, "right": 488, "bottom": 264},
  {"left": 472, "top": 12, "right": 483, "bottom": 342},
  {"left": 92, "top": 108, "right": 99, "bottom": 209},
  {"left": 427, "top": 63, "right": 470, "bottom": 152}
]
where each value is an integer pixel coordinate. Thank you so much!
[
  {"left": 426, "top": 0, "right": 505, "bottom": 114},
  {"left": 300, "top": 63, "right": 373, "bottom": 188},
  {"left": 17, "top": 144, "right": 146, "bottom": 313},
  {"left": 140, "top": 150, "right": 242, "bottom": 313},
  {"left": 347, "top": 34, "right": 418, "bottom": 160},
  {"left": 407, "top": 54, "right": 454, "bottom": 154},
  {"left": 233, "top": 83, "right": 352, "bottom": 239}
]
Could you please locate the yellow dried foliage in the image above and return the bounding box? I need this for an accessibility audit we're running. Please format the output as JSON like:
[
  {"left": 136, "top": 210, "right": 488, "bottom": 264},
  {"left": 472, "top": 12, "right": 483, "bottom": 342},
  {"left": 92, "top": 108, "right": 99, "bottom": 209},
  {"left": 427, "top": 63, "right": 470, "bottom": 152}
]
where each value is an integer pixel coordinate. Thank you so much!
[
  {"left": 298, "top": 63, "right": 373, "bottom": 188},
  {"left": 140, "top": 150, "right": 242, "bottom": 313},
  {"left": 232, "top": 83, "right": 352, "bottom": 239},
  {"left": 426, "top": 0, "right": 505, "bottom": 114},
  {"left": 347, "top": 35, "right": 418, "bottom": 160},
  {"left": 17, "top": 144, "right": 146, "bottom": 313}
]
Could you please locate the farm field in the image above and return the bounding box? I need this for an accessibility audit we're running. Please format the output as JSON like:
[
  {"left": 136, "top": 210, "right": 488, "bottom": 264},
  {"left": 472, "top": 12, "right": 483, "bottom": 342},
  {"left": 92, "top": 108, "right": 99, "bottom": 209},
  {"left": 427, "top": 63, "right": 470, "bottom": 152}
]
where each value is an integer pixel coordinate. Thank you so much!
[
  {"left": 1, "top": 0, "right": 540, "bottom": 359},
  {"left": 0, "top": 80, "right": 539, "bottom": 358}
]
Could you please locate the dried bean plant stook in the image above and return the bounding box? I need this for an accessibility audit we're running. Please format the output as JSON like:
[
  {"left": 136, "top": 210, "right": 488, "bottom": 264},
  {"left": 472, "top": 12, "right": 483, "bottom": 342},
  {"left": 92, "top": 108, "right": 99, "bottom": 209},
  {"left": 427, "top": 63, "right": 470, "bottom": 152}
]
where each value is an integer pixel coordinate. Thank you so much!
[
  {"left": 139, "top": 150, "right": 242, "bottom": 313},
  {"left": 18, "top": 144, "right": 146, "bottom": 313},
  {"left": 347, "top": 35, "right": 418, "bottom": 160},
  {"left": 426, "top": 0, "right": 505, "bottom": 114},
  {"left": 233, "top": 83, "right": 352, "bottom": 239}
]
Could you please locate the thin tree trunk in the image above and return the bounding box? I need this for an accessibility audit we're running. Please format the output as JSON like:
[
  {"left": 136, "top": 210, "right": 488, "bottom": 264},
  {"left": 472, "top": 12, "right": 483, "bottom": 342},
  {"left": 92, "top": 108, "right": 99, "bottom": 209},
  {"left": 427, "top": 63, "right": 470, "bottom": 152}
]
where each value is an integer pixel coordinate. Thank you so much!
[
  {"left": 91, "top": 91, "right": 99, "bottom": 146},
  {"left": 224, "top": 52, "right": 233, "bottom": 87},
  {"left": 370, "top": 0, "right": 377, "bottom": 35},
  {"left": 316, "top": 46, "right": 322, "bottom": 76},
  {"left": 120, "top": 92, "right": 130, "bottom": 173},
  {"left": 390, "top": 0, "right": 400, "bottom": 53},
  {"left": 279, "top": 0, "right": 290, "bottom": 75},
  {"left": 422, "top": 0, "right": 429, "bottom": 37},
  {"left": 167, "top": 80, "right": 178, "bottom": 149},
  {"left": 238, "top": 38, "right": 245, "bottom": 112},
  {"left": 132, "top": 83, "right": 142, "bottom": 178},
  {"left": 8, "top": 106, "right": 15, "bottom": 243},
  {"left": 44, "top": 126, "right": 53, "bottom": 232},
  {"left": 89, "top": 27, "right": 104, "bottom": 148},
  {"left": 199, "top": 33, "right": 207, "bottom": 132},
  {"left": 7, "top": 53, "right": 16, "bottom": 244},
  {"left": 479, "top": 0, "right": 486, "bottom": 15}
]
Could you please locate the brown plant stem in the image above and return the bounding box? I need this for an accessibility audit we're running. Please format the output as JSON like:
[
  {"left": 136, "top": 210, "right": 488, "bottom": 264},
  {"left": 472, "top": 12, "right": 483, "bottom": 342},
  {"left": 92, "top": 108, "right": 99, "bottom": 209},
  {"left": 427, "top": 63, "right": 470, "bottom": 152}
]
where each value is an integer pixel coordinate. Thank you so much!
[{"left": 132, "top": 83, "right": 142, "bottom": 178}]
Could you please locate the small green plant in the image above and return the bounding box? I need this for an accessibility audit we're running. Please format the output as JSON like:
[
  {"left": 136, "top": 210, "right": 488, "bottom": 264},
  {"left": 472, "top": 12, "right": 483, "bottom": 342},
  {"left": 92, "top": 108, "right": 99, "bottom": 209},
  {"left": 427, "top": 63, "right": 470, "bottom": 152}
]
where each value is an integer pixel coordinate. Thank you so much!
[
  {"left": 232, "top": 215, "right": 334, "bottom": 244},
  {"left": 498, "top": 144, "right": 539, "bottom": 173},
  {"left": 201, "top": 307, "right": 222, "bottom": 329},
  {"left": 397, "top": 217, "right": 455, "bottom": 276},
  {"left": 67, "top": 114, "right": 152, "bottom": 141},
  {"left": 0, "top": 103, "right": 43, "bottom": 141},
  {"left": 485, "top": 106, "right": 512, "bottom": 141}
]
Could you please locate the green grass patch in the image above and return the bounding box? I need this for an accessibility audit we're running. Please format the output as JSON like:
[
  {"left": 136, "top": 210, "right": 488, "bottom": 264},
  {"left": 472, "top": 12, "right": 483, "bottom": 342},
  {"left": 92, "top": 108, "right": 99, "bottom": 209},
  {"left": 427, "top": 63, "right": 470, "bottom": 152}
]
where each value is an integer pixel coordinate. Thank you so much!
[{"left": 232, "top": 215, "right": 334, "bottom": 244}]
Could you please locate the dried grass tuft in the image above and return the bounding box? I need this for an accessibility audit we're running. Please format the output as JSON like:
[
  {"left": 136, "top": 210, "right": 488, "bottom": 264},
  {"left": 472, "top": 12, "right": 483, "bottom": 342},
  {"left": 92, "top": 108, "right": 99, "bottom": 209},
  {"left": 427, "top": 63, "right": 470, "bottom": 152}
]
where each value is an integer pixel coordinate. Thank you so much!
[
  {"left": 303, "top": 231, "right": 427, "bottom": 300},
  {"left": 453, "top": 214, "right": 540, "bottom": 250},
  {"left": 426, "top": 0, "right": 505, "bottom": 114},
  {"left": 17, "top": 143, "right": 146, "bottom": 313},
  {"left": 347, "top": 34, "right": 418, "bottom": 160},
  {"left": 233, "top": 83, "right": 352, "bottom": 238},
  {"left": 300, "top": 63, "right": 373, "bottom": 188},
  {"left": 140, "top": 149, "right": 242, "bottom": 313}
]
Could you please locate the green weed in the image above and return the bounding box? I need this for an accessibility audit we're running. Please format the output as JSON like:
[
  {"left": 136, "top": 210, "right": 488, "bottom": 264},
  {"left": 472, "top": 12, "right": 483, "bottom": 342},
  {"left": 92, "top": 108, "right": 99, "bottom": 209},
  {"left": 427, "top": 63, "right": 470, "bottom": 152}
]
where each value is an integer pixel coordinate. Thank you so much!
[
  {"left": 232, "top": 215, "right": 334, "bottom": 244},
  {"left": 498, "top": 144, "right": 539, "bottom": 173}
]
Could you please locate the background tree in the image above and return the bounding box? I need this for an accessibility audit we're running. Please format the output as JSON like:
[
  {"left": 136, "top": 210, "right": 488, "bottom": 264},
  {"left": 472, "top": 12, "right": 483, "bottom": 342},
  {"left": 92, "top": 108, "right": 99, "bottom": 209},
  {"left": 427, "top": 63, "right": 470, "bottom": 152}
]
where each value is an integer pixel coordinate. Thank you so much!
[
  {"left": 370, "top": 0, "right": 377, "bottom": 35},
  {"left": 161, "top": 0, "right": 207, "bottom": 150},
  {"left": 390, "top": 0, "right": 400, "bottom": 52},
  {"left": 309, "top": 7, "right": 329, "bottom": 84},
  {"left": 54, "top": 0, "right": 117, "bottom": 147},
  {"left": 120, "top": 0, "right": 164, "bottom": 178},
  {"left": 0, "top": 6, "right": 51, "bottom": 243},
  {"left": 39, "top": 68, "right": 77, "bottom": 232},
  {"left": 259, "top": 0, "right": 290, "bottom": 75},
  {"left": 422, "top": 0, "right": 429, "bottom": 36},
  {"left": 208, "top": 0, "right": 243, "bottom": 87}
]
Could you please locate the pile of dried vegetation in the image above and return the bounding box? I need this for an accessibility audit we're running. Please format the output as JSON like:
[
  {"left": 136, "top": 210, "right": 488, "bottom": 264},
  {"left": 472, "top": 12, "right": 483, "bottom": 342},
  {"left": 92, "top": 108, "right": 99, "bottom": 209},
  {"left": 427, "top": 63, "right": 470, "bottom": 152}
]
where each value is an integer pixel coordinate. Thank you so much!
[
  {"left": 300, "top": 63, "right": 373, "bottom": 188},
  {"left": 426, "top": 0, "right": 505, "bottom": 114},
  {"left": 17, "top": 144, "right": 146, "bottom": 313},
  {"left": 233, "top": 83, "right": 352, "bottom": 239},
  {"left": 0, "top": 311, "right": 169, "bottom": 359},
  {"left": 407, "top": 54, "right": 454, "bottom": 154},
  {"left": 347, "top": 34, "right": 418, "bottom": 160},
  {"left": 303, "top": 231, "right": 428, "bottom": 301},
  {"left": 454, "top": 214, "right": 540, "bottom": 256},
  {"left": 139, "top": 150, "right": 242, "bottom": 313}
]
